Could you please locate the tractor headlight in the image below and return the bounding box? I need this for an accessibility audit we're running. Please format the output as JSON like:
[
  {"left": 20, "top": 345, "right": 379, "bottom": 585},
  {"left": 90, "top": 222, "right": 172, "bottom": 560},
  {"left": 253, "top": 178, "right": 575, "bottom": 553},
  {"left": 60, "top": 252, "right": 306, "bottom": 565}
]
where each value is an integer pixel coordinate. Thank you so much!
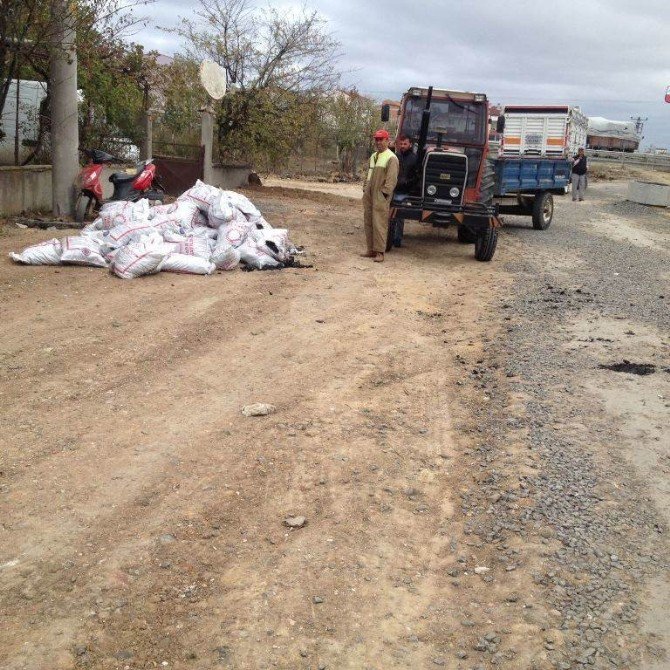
[
  {"left": 449, "top": 187, "right": 460, "bottom": 198},
  {"left": 426, "top": 185, "right": 437, "bottom": 196}
]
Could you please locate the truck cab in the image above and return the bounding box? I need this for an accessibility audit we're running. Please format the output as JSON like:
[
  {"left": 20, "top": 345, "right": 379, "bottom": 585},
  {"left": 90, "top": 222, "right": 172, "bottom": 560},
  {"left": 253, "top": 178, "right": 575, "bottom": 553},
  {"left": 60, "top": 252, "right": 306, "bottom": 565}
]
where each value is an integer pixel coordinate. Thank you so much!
[{"left": 383, "top": 86, "right": 500, "bottom": 261}]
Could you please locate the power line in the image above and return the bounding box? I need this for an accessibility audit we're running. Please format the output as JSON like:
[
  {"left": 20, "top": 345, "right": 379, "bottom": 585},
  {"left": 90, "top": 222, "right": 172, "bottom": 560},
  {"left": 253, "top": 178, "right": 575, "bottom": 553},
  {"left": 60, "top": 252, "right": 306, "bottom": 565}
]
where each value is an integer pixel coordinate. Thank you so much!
[{"left": 358, "top": 90, "right": 665, "bottom": 105}]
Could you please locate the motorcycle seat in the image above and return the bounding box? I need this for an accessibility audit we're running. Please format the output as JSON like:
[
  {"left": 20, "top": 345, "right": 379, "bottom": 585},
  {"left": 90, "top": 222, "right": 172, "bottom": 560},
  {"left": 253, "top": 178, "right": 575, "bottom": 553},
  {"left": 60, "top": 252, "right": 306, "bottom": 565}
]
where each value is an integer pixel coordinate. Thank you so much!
[
  {"left": 109, "top": 172, "right": 136, "bottom": 184},
  {"left": 110, "top": 167, "right": 143, "bottom": 183}
]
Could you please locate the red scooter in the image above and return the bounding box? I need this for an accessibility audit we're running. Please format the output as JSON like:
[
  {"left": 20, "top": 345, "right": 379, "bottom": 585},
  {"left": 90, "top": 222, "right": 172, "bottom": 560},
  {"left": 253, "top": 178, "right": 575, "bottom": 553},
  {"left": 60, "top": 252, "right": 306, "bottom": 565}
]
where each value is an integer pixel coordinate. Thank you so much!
[{"left": 75, "top": 149, "right": 165, "bottom": 223}]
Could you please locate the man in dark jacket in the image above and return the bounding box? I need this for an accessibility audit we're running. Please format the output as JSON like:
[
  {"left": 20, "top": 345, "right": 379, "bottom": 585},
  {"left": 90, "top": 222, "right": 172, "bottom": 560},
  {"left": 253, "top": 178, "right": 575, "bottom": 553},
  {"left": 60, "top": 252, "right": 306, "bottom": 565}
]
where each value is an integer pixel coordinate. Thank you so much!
[
  {"left": 571, "top": 147, "right": 587, "bottom": 201},
  {"left": 396, "top": 135, "right": 418, "bottom": 190},
  {"left": 390, "top": 135, "right": 418, "bottom": 247}
]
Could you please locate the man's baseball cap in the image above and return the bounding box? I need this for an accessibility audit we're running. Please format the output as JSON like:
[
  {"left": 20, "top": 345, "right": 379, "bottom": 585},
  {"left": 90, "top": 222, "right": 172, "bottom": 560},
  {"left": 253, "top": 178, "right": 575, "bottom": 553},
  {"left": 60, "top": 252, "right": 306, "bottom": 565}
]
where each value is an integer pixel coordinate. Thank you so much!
[{"left": 373, "top": 129, "right": 390, "bottom": 139}]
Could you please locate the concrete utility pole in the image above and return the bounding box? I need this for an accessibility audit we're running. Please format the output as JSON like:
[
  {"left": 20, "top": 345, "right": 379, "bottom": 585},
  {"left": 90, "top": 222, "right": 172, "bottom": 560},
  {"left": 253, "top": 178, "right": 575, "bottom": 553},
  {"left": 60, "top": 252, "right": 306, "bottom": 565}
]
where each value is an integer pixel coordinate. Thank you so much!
[
  {"left": 49, "top": 0, "right": 79, "bottom": 217},
  {"left": 140, "top": 80, "right": 153, "bottom": 160},
  {"left": 141, "top": 112, "right": 153, "bottom": 160},
  {"left": 200, "top": 105, "right": 214, "bottom": 184}
]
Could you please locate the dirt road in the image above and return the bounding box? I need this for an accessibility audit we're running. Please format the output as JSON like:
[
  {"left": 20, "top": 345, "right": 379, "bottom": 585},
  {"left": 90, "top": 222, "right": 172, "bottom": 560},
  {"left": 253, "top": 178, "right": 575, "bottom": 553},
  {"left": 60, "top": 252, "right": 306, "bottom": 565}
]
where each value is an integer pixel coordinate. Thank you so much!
[{"left": 0, "top": 181, "right": 668, "bottom": 670}]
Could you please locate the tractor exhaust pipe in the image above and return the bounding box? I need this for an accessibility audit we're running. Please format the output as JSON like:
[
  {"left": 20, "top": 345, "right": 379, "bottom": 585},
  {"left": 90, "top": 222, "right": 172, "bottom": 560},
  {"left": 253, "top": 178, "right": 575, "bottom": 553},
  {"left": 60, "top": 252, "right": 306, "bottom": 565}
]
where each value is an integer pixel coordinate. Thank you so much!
[{"left": 416, "top": 86, "right": 433, "bottom": 166}]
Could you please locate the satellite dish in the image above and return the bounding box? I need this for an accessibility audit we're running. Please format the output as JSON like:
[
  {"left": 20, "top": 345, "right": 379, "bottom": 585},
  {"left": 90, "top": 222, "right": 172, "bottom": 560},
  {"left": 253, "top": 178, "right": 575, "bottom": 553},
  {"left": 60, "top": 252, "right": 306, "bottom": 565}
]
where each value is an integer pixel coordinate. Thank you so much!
[{"left": 199, "top": 60, "right": 227, "bottom": 100}]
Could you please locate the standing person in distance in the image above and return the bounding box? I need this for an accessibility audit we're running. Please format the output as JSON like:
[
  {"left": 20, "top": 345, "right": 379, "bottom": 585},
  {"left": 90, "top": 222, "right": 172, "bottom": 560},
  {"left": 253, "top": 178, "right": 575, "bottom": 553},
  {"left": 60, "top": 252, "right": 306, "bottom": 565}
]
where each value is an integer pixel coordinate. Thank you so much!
[
  {"left": 571, "top": 147, "right": 587, "bottom": 201},
  {"left": 361, "top": 129, "right": 399, "bottom": 262},
  {"left": 390, "top": 134, "right": 418, "bottom": 247}
]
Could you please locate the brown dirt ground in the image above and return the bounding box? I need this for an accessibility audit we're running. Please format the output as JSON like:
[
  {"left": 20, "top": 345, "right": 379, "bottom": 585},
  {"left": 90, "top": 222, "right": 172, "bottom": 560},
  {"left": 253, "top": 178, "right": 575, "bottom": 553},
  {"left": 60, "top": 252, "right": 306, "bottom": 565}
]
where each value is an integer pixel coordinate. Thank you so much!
[{"left": 0, "top": 182, "right": 666, "bottom": 670}]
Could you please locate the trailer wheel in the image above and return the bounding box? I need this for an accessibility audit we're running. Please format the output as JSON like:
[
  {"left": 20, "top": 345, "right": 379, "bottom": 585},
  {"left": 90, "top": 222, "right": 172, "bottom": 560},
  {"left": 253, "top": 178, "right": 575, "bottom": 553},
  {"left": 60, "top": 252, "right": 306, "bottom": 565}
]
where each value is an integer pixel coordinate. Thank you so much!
[
  {"left": 474, "top": 226, "right": 498, "bottom": 262},
  {"left": 457, "top": 226, "right": 477, "bottom": 244},
  {"left": 532, "top": 192, "right": 553, "bottom": 230}
]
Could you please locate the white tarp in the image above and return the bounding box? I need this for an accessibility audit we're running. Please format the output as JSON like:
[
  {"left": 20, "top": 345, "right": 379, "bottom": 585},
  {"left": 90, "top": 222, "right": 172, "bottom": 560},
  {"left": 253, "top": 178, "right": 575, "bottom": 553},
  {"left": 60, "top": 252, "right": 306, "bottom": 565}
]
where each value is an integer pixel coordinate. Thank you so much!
[
  {"left": 10, "top": 184, "right": 301, "bottom": 278},
  {"left": 587, "top": 117, "right": 639, "bottom": 141}
]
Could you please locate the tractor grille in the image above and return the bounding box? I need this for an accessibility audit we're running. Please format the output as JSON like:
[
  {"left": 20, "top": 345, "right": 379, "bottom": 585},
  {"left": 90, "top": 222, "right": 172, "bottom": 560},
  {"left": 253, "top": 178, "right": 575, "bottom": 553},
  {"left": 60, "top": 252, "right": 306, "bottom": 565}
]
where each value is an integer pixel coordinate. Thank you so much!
[{"left": 423, "top": 151, "right": 467, "bottom": 203}]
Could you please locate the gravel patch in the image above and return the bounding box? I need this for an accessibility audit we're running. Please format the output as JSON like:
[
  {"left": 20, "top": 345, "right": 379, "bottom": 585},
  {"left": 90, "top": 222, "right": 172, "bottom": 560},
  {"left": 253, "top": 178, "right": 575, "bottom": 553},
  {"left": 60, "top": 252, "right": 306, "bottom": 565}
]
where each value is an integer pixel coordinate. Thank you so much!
[{"left": 458, "top": 183, "right": 669, "bottom": 669}]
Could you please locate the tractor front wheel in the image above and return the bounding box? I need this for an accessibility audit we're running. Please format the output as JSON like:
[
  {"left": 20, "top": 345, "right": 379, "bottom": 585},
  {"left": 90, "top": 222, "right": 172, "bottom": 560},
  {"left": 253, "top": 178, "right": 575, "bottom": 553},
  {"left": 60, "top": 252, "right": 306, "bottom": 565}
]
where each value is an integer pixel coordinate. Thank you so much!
[
  {"left": 474, "top": 226, "right": 498, "bottom": 262},
  {"left": 457, "top": 226, "right": 477, "bottom": 244}
]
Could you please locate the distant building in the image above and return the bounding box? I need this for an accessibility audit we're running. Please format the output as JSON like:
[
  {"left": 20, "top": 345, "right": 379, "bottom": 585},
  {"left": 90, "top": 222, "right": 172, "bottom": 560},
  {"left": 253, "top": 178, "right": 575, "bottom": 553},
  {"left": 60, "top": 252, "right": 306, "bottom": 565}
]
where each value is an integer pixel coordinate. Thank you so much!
[
  {"left": 488, "top": 104, "right": 503, "bottom": 141},
  {"left": 382, "top": 99, "right": 401, "bottom": 118}
]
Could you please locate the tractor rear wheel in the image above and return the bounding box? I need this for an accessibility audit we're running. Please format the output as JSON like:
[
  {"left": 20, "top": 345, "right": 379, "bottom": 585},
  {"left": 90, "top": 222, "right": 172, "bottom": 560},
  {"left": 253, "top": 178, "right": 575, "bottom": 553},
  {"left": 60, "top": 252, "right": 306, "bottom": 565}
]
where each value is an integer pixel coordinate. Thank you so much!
[{"left": 479, "top": 158, "right": 495, "bottom": 207}]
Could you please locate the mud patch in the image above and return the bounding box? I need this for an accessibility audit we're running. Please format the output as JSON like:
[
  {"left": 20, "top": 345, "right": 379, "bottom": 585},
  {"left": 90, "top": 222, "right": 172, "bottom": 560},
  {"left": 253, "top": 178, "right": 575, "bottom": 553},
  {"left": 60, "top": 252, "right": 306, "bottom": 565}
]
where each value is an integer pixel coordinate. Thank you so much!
[{"left": 599, "top": 360, "right": 656, "bottom": 375}]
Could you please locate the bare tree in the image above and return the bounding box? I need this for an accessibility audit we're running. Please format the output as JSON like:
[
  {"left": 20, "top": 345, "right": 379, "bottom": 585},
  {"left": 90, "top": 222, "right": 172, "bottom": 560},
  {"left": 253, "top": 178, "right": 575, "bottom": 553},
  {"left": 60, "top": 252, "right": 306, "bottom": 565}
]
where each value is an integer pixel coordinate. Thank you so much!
[
  {"left": 326, "top": 89, "right": 379, "bottom": 176},
  {"left": 173, "top": 0, "right": 340, "bottom": 93},
  {"left": 169, "top": 0, "right": 340, "bottom": 161}
]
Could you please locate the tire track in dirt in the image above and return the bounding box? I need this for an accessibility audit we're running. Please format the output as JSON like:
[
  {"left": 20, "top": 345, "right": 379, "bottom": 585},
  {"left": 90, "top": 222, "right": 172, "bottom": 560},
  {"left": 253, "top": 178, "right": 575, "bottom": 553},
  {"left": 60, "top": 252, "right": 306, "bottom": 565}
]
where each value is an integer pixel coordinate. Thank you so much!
[{"left": 1, "top": 195, "right": 552, "bottom": 669}]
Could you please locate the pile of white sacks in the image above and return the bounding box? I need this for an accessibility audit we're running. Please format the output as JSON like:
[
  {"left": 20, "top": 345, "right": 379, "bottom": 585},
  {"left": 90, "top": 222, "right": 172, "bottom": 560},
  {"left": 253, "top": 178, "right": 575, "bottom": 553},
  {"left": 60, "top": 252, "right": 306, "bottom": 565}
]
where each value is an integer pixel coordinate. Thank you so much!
[{"left": 10, "top": 180, "right": 298, "bottom": 279}]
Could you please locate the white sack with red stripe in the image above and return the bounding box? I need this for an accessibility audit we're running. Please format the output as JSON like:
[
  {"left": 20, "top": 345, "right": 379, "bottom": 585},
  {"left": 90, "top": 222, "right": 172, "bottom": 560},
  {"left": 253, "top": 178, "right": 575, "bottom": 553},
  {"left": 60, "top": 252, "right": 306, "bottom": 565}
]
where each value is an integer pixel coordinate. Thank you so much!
[
  {"left": 237, "top": 239, "right": 282, "bottom": 270},
  {"left": 149, "top": 200, "right": 201, "bottom": 229},
  {"left": 97, "top": 199, "right": 151, "bottom": 230},
  {"left": 177, "top": 179, "right": 221, "bottom": 212},
  {"left": 9, "top": 238, "right": 62, "bottom": 265},
  {"left": 60, "top": 235, "right": 108, "bottom": 268},
  {"left": 211, "top": 238, "right": 241, "bottom": 270},
  {"left": 221, "top": 190, "right": 261, "bottom": 217},
  {"left": 110, "top": 237, "right": 168, "bottom": 279},
  {"left": 158, "top": 253, "right": 216, "bottom": 275}
]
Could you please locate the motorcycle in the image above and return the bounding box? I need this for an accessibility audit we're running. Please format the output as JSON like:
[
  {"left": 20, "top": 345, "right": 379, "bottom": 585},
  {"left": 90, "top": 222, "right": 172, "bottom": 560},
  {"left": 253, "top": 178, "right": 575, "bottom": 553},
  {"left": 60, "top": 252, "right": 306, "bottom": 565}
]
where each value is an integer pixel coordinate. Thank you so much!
[{"left": 75, "top": 149, "right": 165, "bottom": 223}]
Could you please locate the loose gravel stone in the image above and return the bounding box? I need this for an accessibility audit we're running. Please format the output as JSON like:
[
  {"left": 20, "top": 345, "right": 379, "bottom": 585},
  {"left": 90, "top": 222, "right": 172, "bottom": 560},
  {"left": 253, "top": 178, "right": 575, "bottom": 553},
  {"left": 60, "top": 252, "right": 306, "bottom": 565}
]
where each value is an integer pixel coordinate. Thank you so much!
[
  {"left": 241, "top": 403, "right": 276, "bottom": 417},
  {"left": 283, "top": 516, "right": 306, "bottom": 528}
]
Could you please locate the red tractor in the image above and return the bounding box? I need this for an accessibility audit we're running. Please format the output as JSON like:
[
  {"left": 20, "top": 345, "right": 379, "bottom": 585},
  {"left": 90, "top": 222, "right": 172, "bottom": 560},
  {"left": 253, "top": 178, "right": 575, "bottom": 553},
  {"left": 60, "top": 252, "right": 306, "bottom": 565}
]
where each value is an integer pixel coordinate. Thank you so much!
[{"left": 382, "top": 86, "right": 501, "bottom": 261}]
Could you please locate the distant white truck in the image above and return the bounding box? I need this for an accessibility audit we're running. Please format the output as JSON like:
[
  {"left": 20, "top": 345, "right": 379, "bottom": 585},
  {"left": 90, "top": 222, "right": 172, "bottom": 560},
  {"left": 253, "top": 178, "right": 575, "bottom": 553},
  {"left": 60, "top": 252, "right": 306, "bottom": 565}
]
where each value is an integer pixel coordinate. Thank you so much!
[
  {"left": 0, "top": 79, "right": 47, "bottom": 165},
  {"left": 499, "top": 105, "right": 588, "bottom": 158}
]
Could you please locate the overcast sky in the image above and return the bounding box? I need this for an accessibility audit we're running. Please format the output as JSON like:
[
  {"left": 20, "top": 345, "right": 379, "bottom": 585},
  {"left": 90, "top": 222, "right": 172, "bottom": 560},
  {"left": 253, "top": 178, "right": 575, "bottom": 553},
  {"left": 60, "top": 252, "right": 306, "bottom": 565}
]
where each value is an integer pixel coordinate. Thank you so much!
[{"left": 134, "top": 0, "right": 670, "bottom": 148}]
